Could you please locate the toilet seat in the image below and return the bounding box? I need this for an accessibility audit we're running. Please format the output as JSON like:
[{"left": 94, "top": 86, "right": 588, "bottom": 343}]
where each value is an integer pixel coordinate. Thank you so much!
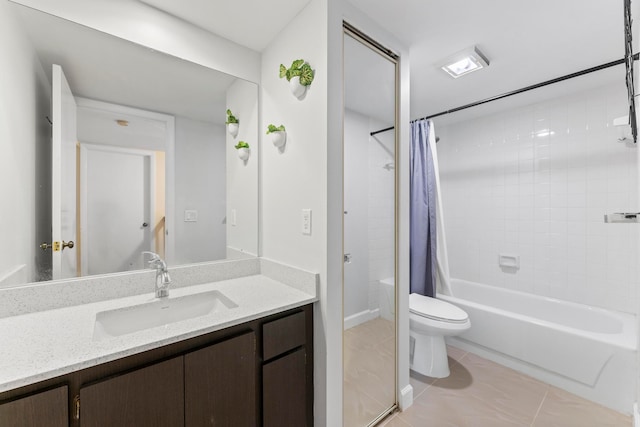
[{"left": 409, "top": 293, "right": 468, "bottom": 324}]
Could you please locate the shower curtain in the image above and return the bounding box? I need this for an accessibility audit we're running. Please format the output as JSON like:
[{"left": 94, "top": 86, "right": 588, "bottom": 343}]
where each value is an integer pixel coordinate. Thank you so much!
[{"left": 410, "top": 119, "right": 437, "bottom": 297}]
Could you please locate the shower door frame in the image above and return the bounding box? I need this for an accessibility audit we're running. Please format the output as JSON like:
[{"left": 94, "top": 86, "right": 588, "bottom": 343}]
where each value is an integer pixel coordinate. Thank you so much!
[{"left": 342, "top": 21, "right": 400, "bottom": 427}]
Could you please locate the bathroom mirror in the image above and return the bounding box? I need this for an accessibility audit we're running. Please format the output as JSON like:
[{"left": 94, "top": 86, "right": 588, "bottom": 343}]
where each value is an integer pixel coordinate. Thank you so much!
[
  {"left": 343, "top": 24, "right": 398, "bottom": 426},
  {"left": 1, "top": 3, "right": 259, "bottom": 286}
]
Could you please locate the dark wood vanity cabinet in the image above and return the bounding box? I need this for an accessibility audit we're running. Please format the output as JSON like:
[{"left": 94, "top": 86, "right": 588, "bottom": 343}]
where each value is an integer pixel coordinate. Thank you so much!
[
  {"left": 263, "top": 349, "right": 307, "bottom": 427},
  {"left": 79, "top": 357, "right": 184, "bottom": 427},
  {"left": 0, "top": 304, "right": 312, "bottom": 427},
  {"left": 0, "top": 385, "right": 68, "bottom": 427},
  {"left": 262, "top": 310, "right": 312, "bottom": 427},
  {"left": 185, "top": 332, "right": 257, "bottom": 426}
]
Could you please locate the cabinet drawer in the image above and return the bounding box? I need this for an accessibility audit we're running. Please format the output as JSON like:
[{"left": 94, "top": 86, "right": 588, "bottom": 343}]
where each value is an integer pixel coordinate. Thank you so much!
[{"left": 262, "top": 310, "right": 306, "bottom": 360}]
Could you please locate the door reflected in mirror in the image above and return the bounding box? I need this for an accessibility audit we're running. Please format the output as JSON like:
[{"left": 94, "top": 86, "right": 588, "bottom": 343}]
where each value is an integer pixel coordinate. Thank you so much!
[
  {"left": 1, "top": 3, "right": 259, "bottom": 286},
  {"left": 343, "top": 26, "right": 398, "bottom": 426}
]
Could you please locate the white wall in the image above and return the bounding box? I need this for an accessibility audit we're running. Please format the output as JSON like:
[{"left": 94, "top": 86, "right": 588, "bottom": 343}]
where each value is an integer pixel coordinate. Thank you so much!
[
  {"left": 368, "top": 116, "right": 395, "bottom": 312},
  {"left": 174, "top": 118, "right": 226, "bottom": 264},
  {"left": 438, "top": 82, "right": 639, "bottom": 314},
  {"left": 260, "top": 1, "right": 330, "bottom": 424},
  {"left": 226, "top": 79, "right": 259, "bottom": 258},
  {"left": 0, "top": 1, "right": 51, "bottom": 284},
  {"left": 10, "top": 0, "right": 261, "bottom": 84}
]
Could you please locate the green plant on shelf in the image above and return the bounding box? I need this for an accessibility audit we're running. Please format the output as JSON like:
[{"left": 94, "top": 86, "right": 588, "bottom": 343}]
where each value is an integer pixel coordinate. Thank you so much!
[
  {"left": 266, "top": 124, "right": 286, "bottom": 134},
  {"left": 234, "top": 141, "right": 249, "bottom": 149},
  {"left": 279, "top": 59, "right": 314, "bottom": 86},
  {"left": 226, "top": 109, "right": 239, "bottom": 124}
]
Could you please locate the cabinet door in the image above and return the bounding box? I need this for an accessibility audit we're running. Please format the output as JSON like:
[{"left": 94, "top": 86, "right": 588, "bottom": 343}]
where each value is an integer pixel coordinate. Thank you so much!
[
  {"left": 263, "top": 348, "right": 308, "bottom": 427},
  {"left": 185, "top": 331, "right": 256, "bottom": 427},
  {"left": 0, "top": 385, "right": 67, "bottom": 427},
  {"left": 79, "top": 356, "right": 184, "bottom": 427}
]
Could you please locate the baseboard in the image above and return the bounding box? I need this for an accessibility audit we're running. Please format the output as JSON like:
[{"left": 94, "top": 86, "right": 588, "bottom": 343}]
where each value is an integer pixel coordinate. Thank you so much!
[
  {"left": 399, "top": 385, "right": 413, "bottom": 411},
  {"left": 344, "top": 308, "right": 379, "bottom": 330},
  {"left": 634, "top": 402, "right": 639, "bottom": 427}
]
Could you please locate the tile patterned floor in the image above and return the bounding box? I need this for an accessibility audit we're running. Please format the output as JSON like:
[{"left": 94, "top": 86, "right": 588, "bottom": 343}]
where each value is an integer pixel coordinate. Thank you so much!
[
  {"left": 382, "top": 346, "right": 632, "bottom": 427},
  {"left": 344, "top": 318, "right": 396, "bottom": 427}
]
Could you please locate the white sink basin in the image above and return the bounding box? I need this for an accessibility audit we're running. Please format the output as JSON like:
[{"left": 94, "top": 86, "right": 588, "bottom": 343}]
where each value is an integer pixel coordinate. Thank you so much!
[{"left": 93, "top": 290, "right": 238, "bottom": 340}]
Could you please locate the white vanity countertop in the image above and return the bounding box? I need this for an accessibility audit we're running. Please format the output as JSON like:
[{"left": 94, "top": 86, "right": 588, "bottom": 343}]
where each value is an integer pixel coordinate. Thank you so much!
[{"left": 0, "top": 274, "right": 317, "bottom": 393}]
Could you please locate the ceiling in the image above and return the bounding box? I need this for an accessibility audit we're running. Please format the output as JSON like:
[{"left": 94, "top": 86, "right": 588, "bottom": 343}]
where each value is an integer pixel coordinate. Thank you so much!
[
  {"left": 139, "top": 0, "right": 312, "bottom": 52},
  {"left": 144, "top": 0, "right": 628, "bottom": 124},
  {"left": 13, "top": 3, "right": 239, "bottom": 125},
  {"left": 348, "top": 0, "right": 626, "bottom": 120},
  {"left": 352, "top": 0, "right": 624, "bottom": 119}
]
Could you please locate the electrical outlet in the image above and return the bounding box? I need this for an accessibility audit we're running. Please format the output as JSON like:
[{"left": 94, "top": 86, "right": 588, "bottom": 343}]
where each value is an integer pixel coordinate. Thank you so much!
[{"left": 302, "top": 209, "right": 312, "bottom": 235}]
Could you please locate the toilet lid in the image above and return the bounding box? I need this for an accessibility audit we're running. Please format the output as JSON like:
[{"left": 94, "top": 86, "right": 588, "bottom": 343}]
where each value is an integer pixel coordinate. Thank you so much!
[{"left": 409, "top": 293, "right": 468, "bottom": 323}]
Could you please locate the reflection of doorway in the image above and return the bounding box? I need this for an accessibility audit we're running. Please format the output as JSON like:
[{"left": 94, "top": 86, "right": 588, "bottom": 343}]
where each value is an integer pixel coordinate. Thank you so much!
[
  {"left": 75, "top": 97, "right": 175, "bottom": 265},
  {"left": 343, "top": 24, "right": 398, "bottom": 427},
  {"left": 79, "top": 144, "right": 163, "bottom": 275}
]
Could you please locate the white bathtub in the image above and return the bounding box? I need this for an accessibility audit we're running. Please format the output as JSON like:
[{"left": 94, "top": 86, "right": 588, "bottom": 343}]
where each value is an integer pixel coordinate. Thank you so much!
[{"left": 440, "top": 279, "right": 637, "bottom": 414}]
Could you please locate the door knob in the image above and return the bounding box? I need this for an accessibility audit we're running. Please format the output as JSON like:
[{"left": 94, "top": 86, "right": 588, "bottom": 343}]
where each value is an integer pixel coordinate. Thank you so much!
[{"left": 39, "top": 241, "right": 74, "bottom": 251}]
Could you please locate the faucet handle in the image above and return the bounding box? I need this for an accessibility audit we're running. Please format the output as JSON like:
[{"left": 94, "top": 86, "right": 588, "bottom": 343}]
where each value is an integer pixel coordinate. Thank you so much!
[{"left": 142, "top": 251, "right": 165, "bottom": 269}]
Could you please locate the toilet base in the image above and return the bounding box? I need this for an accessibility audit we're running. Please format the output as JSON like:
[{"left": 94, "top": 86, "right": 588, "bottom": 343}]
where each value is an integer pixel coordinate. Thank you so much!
[{"left": 409, "top": 330, "right": 450, "bottom": 378}]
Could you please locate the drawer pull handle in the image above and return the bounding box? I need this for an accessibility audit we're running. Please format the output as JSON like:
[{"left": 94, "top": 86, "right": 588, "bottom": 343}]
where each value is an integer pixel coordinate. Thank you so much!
[{"left": 73, "top": 395, "right": 80, "bottom": 420}]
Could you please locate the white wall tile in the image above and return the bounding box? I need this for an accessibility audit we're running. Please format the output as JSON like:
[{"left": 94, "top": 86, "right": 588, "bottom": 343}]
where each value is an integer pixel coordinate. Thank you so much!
[{"left": 437, "top": 82, "right": 637, "bottom": 314}]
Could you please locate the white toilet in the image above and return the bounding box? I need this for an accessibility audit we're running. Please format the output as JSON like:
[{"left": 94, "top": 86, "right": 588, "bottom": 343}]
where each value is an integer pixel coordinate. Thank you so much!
[{"left": 409, "top": 293, "right": 470, "bottom": 378}]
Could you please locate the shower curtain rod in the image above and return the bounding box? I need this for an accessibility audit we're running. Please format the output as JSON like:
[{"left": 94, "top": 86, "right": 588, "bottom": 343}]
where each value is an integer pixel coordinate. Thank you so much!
[{"left": 369, "top": 54, "right": 639, "bottom": 137}]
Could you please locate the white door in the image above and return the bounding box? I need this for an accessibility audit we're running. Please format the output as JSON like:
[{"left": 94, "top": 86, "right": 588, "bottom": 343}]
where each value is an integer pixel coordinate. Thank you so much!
[
  {"left": 80, "top": 144, "right": 155, "bottom": 275},
  {"left": 51, "top": 64, "right": 77, "bottom": 280}
]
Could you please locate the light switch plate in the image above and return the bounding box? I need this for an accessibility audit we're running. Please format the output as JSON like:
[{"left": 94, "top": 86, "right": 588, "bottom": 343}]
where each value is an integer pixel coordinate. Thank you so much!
[
  {"left": 184, "top": 210, "right": 198, "bottom": 222},
  {"left": 302, "top": 209, "right": 312, "bottom": 235},
  {"left": 231, "top": 209, "right": 237, "bottom": 226}
]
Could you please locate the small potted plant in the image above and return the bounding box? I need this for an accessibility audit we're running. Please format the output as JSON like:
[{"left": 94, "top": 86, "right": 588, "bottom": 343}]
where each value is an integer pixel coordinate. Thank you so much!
[
  {"left": 279, "top": 59, "right": 314, "bottom": 98},
  {"left": 226, "top": 109, "right": 239, "bottom": 137},
  {"left": 266, "top": 124, "right": 287, "bottom": 148},
  {"left": 235, "top": 141, "right": 250, "bottom": 160}
]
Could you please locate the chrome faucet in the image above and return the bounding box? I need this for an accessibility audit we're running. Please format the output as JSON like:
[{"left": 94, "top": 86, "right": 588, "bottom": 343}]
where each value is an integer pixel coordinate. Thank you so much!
[{"left": 142, "top": 251, "right": 171, "bottom": 298}]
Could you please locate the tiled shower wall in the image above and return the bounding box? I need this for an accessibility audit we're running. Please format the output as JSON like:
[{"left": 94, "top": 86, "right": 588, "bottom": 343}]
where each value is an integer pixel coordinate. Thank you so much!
[
  {"left": 368, "top": 117, "right": 395, "bottom": 313},
  {"left": 437, "top": 82, "right": 639, "bottom": 314},
  {"left": 343, "top": 110, "right": 395, "bottom": 320}
]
